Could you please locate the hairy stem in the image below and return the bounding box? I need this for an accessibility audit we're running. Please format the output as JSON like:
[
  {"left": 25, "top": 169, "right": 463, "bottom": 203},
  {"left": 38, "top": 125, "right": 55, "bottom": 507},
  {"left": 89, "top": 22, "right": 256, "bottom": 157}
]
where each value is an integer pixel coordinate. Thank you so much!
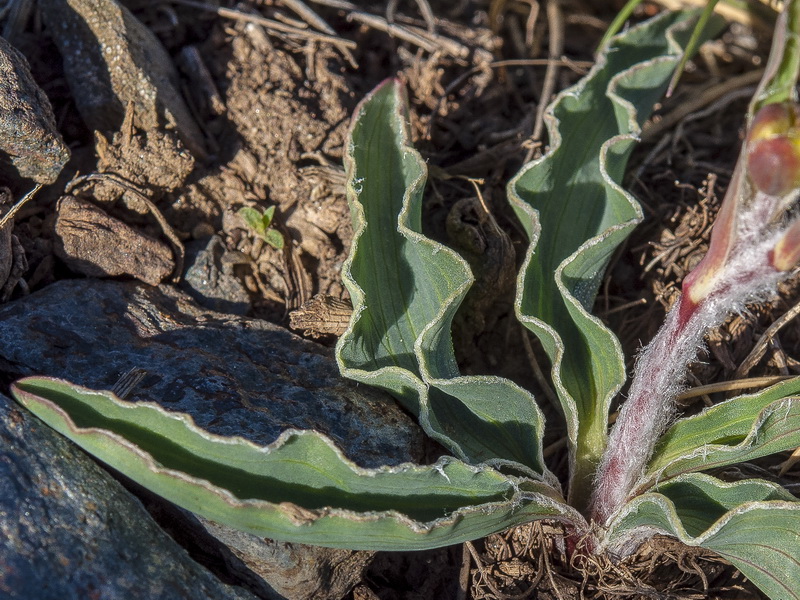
[
  {"left": 589, "top": 298, "right": 698, "bottom": 525},
  {"left": 590, "top": 211, "right": 785, "bottom": 525}
]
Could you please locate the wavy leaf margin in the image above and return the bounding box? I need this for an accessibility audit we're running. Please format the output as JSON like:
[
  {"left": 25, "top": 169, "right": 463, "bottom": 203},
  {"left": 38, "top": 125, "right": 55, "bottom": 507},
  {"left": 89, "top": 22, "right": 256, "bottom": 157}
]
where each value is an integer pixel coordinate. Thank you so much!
[
  {"left": 11, "top": 376, "right": 577, "bottom": 551},
  {"left": 607, "top": 472, "right": 800, "bottom": 600},
  {"left": 507, "top": 10, "right": 722, "bottom": 506},
  {"left": 336, "top": 79, "right": 555, "bottom": 482}
]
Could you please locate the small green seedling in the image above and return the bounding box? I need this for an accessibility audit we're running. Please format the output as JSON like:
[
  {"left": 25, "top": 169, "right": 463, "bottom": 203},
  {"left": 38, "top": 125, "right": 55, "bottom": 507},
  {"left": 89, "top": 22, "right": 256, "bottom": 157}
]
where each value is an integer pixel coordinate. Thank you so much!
[{"left": 238, "top": 205, "right": 284, "bottom": 250}]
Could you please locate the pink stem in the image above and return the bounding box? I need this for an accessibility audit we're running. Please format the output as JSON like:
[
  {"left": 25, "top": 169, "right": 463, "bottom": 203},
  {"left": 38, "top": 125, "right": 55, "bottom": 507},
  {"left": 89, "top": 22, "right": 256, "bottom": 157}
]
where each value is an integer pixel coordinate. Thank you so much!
[
  {"left": 589, "top": 296, "right": 700, "bottom": 525},
  {"left": 590, "top": 222, "right": 783, "bottom": 525}
]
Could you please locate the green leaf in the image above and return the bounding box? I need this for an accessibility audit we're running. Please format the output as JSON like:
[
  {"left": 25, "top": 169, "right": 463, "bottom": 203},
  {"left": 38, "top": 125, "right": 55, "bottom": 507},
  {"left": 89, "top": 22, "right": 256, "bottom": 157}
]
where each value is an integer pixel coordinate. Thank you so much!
[
  {"left": 596, "top": 0, "right": 642, "bottom": 52},
  {"left": 263, "top": 204, "right": 276, "bottom": 226},
  {"left": 750, "top": 2, "right": 800, "bottom": 114},
  {"left": 507, "top": 10, "right": 722, "bottom": 506},
  {"left": 238, "top": 205, "right": 284, "bottom": 248},
  {"left": 666, "top": 0, "right": 721, "bottom": 96},
  {"left": 644, "top": 377, "right": 800, "bottom": 486},
  {"left": 608, "top": 472, "right": 800, "bottom": 600},
  {"left": 12, "top": 376, "right": 577, "bottom": 551},
  {"left": 263, "top": 227, "right": 285, "bottom": 250},
  {"left": 238, "top": 206, "right": 266, "bottom": 236},
  {"left": 337, "top": 79, "right": 553, "bottom": 480}
]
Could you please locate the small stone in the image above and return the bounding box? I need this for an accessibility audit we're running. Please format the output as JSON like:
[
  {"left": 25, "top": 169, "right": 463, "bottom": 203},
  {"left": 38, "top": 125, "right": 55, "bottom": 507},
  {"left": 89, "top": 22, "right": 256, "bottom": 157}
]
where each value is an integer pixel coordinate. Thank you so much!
[
  {"left": 94, "top": 124, "right": 196, "bottom": 203},
  {"left": 54, "top": 195, "right": 175, "bottom": 285},
  {"left": 40, "top": 0, "right": 206, "bottom": 159},
  {"left": 182, "top": 235, "right": 251, "bottom": 315}
]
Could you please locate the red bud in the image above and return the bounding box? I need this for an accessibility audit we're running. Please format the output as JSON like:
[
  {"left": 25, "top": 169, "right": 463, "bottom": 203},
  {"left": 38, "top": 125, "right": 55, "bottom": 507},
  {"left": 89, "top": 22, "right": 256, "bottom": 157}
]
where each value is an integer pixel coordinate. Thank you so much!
[
  {"left": 747, "top": 136, "right": 800, "bottom": 195},
  {"left": 748, "top": 103, "right": 798, "bottom": 143}
]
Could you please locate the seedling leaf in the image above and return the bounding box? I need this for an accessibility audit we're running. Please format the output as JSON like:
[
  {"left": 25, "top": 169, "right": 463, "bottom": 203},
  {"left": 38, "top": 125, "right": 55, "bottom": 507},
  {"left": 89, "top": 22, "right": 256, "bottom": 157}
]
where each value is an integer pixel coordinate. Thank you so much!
[
  {"left": 263, "top": 227, "right": 284, "bottom": 250},
  {"left": 238, "top": 206, "right": 266, "bottom": 235},
  {"left": 238, "top": 205, "right": 284, "bottom": 249}
]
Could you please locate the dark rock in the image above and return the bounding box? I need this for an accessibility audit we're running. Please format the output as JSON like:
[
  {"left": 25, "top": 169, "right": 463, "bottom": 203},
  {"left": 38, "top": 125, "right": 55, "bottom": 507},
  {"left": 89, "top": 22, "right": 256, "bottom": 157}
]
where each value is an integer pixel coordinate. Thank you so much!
[
  {"left": 182, "top": 235, "right": 252, "bottom": 315},
  {"left": 0, "top": 392, "right": 259, "bottom": 600},
  {"left": 0, "top": 279, "right": 424, "bottom": 599},
  {"left": 0, "top": 34, "right": 70, "bottom": 184},
  {"left": 0, "top": 278, "right": 424, "bottom": 468}
]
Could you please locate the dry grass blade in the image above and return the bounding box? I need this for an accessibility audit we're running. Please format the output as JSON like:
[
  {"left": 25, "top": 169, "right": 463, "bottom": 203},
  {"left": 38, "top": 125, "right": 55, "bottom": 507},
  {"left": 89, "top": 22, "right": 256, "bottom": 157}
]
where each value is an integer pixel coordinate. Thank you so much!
[
  {"left": 642, "top": 70, "right": 765, "bottom": 143},
  {"left": 675, "top": 375, "right": 796, "bottom": 401},
  {"left": 277, "top": 0, "right": 336, "bottom": 34},
  {"left": 386, "top": 0, "right": 436, "bottom": 32},
  {"left": 347, "top": 11, "right": 468, "bottom": 58},
  {"left": 779, "top": 445, "right": 800, "bottom": 475},
  {"left": 526, "top": 0, "right": 564, "bottom": 161},
  {"left": 656, "top": 0, "right": 780, "bottom": 34}
]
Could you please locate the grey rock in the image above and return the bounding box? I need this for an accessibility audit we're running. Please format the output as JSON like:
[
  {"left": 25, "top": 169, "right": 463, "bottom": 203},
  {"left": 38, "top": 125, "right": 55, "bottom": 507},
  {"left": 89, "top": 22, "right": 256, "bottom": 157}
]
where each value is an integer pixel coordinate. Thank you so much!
[
  {"left": 0, "top": 279, "right": 423, "bottom": 468},
  {"left": 183, "top": 235, "right": 252, "bottom": 315},
  {"left": 0, "top": 392, "right": 259, "bottom": 600}
]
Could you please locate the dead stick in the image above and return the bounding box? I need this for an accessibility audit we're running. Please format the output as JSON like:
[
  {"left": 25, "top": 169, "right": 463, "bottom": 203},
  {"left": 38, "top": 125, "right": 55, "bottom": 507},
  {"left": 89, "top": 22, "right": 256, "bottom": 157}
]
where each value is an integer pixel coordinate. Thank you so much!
[
  {"left": 0, "top": 184, "right": 42, "bottom": 230},
  {"left": 171, "top": 0, "right": 357, "bottom": 49},
  {"left": 736, "top": 298, "right": 800, "bottom": 378}
]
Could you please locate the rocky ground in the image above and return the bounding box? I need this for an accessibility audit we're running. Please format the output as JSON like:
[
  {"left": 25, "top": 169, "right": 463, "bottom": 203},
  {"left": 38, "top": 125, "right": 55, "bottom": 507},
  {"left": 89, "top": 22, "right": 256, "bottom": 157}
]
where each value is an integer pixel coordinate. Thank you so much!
[{"left": 0, "top": 0, "right": 796, "bottom": 598}]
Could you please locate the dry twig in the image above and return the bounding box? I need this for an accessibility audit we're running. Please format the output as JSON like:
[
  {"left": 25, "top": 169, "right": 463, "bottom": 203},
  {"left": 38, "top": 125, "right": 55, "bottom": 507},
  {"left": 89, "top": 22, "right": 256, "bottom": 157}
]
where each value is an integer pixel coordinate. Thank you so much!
[
  {"left": 0, "top": 184, "right": 41, "bottom": 230},
  {"left": 170, "top": 0, "right": 356, "bottom": 49},
  {"left": 736, "top": 298, "right": 800, "bottom": 377},
  {"left": 526, "top": 0, "right": 564, "bottom": 161},
  {"left": 641, "top": 69, "right": 764, "bottom": 143},
  {"left": 676, "top": 375, "right": 796, "bottom": 402}
]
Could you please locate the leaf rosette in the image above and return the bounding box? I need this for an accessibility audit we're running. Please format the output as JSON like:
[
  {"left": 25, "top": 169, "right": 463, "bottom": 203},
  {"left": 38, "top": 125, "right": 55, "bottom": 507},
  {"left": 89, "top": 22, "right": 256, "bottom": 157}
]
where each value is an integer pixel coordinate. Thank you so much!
[{"left": 11, "top": 6, "right": 800, "bottom": 599}]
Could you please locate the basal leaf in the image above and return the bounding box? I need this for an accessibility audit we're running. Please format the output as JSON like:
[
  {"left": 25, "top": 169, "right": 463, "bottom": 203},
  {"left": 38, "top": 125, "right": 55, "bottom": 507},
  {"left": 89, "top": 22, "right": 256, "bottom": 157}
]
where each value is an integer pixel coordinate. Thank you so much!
[
  {"left": 12, "top": 376, "right": 577, "bottom": 551},
  {"left": 644, "top": 377, "right": 800, "bottom": 486},
  {"left": 608, "top": 472, "right": 800, "bottom": 600},
  {"left": 507, "top": 10, "right": 722, "bottom": 506},
  {"left": 337, "top": 79, "right": 552, "bottom": 480}
]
